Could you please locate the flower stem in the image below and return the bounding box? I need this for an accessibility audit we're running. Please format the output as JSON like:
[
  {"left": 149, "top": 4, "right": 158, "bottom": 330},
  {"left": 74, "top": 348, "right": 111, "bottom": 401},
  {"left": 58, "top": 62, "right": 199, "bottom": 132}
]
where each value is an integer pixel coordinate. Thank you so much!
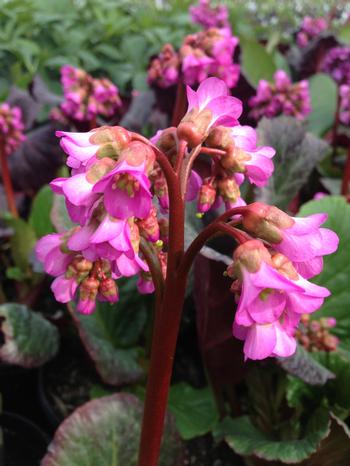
[
  {"left": 138, "top": 146, "right": 186, "bottom": 466},
  {"left": 341, "top": 147, "right": 350, "bottom": 197},
  {"left": 0, "top": 144, "right": 18, "bottom": 217},
  {"left": 171, "top": 80, "right": 187, "bottom": 127}
]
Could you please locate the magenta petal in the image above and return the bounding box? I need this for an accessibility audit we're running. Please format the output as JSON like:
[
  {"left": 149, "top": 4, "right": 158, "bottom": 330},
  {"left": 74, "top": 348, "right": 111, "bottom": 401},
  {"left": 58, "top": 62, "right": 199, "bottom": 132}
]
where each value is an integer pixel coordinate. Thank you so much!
[
  {"left": 51, "top": 276, "right": 78, "bottom": 303},
  {"left": 272, "top": 323, "right": 296, "bottom": 357},
  {"left": 206, "top": 95, "right": 242, "bottom": 123},
  {"left": 44, "top": 248, "right": 72, "bottom": 276},
  {"left": 62, "top": 173, "right": 96, "bottom": 206},
  {"left": 243, "top": 323, "right": 277, "bottom": 360},
  {"left": 252, "top": 262, "right": 304, "bottom": 293},
  {"left": 35, "top": 234, "right": 61, "bottom": 262},
  {"left": 186, "top": 86, "right": 199, "bottom": 112},
  {"left": 90, "top": 216, "right": 126, "bottom": 244},
  {"left": 319, "top": 228, "right": 339, "bottom": 255},
  {"left": 67, "top": 225, "right": 95, "bottom": 251},
  {"left": 295, "top": 275, "right": 330, "bottom": 298},
  {"left": 186, "top": 170, "right": 202, "bottom": 201},
  {"left": 294, "top": 256, "right": 323, "bottom": 279},
  {"left": 289, "top": 214, "right": 327, "bottom": 234},
  {"left": 286, "top": 291, "right": 325, "bottom": 314},
  {"left": 248, "top": 291, "right": 286, "bottom": 324},
  {"left": 115, "top": 254, "right": 141, "bottom": 276},
  {"left": 197, "top": 77, "right": 229, "bottom": 107},
  {"left": 56, "top": 130, "right": 95, "bottom": 147},
  {"left": 232, "top": 321, "right": 248, "bottom": 340},
  {"left": 60, "top": 138, "right": 97, "bottom": 161}
]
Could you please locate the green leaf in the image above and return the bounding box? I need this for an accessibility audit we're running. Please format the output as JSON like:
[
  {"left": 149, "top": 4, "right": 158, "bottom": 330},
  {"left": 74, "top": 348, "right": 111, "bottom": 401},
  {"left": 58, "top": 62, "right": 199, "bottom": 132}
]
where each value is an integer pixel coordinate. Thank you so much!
[
  {"left": 298, "top": 196, "right": 350, "bottom": 348},
  {"left": 0, "top": 303, "right": 59, "bottom": 368},
  {"left": 29, "top": 185, "right": 54, "bottom": 237},
  {"left": 308, "top": 74, "right": 337, "bottom": 137},
  {"left": 3, "top": 214, "right": 37, "bottom": 270},
  {"left": 50, "top": 194, "right": 74, "bottom": 233},
  {"left": 278, "top": 345, "right": 335, "bottom": 386},
  {"left": 69, "top": 278, "right": 149, "bottom": 386},
  {"left": 240, "top": 37, "right": 276, "bottom": 88},
  {"left": 257, "top": 116, "right": 329, "bottom": 209},
  {"left": 41, "top": 394, "right": 182, "bottom": 466},
  {"left": 338, "top": 23, "right": 350, "bottom": 45},
  {"left": 214, "top": 408, "right": 330, "bottom": 463},
  {"left": 168, "top": 383, "right": 219, "bottom": 440}
]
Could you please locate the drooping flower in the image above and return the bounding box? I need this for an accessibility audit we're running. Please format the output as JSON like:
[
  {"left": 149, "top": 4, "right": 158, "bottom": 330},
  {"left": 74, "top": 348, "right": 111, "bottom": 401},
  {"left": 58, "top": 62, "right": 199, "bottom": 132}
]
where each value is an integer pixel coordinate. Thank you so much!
[
  {"left": 0, "top": 103, "right": 25, "bottom": 156},
  {"left": 189, "top": 0, "right": 229, "bottom": 29},
  {"left": 228, "top": 240, "right": 331, "bottom": 360},
  {"left": 249, "top": 70, "right": 311, "bottom": 121},
  {"left": 148, "top": 44, "right": 180, "bottom": 89},
  {"left": 241, "top": 203, "right": 339, "bottom": 278},
  {"left": 296, "top": 16, "right": 328, "bottom": 48}
]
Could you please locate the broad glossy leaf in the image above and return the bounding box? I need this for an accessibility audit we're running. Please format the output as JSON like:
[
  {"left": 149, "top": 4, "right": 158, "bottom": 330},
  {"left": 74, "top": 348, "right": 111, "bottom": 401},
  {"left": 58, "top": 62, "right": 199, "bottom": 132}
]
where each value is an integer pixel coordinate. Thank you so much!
[
  {"left": 41, "top": 393, "right": 182, "bottom": 466},
  {"left": 308, "top": 74, "right": 337, "bottom": 137},
  {"left": 0, "top": 303, "right": 59, "bottom": 368},
  {"left": 168, "top": 383, "right": 219, "bottom": 440},
  {"left": 29, "top": 185, "right": 54, "bottom": 237},
  {"left": 214, "top": 408, "right": 330, "bottom": 463},
  {"left": 256, "top": 116, "right": 328, "bottom": 209},
  {"left": 240, "top": 38, "right": 276, "bottom": 88},
  {"left": 298, "top": 196, "right": 350, "bottom": 348}
]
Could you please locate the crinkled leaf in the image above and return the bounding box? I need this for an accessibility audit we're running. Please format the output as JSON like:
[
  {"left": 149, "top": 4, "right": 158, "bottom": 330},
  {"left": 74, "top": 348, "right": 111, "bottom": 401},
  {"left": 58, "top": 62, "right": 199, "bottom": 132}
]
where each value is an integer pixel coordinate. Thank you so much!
[
  {"left": 299, "top": 196, "right": 350, "bottom": 349},
  {"left": 41, "top": 393, "right": 182, "bottom": 466},
  {"left": 214, "top": 407, "right": 330, "bottom": 463},
  {"left": 308, "top": 74, "right": 337, "bottom": 137},
  {"left": 50, "top": 194, "right": 74, "bottom": 233},
  {"left": 69, "top": 279, "right": 149, "bottom": 386},
  {"left": 168, "top": 383, "right": 219, "bottom": 440},
  {"left": 0, "top": 303, "right": 59, "bottom": 368},
  {"left": 3, "top": 214, "right": 36, "bottom": 271},
  {"left": 256, "top": 116, "right": 329, "bottom": 209},
  {"left": 9, "top": 124, "right": 63, "bottom": 192},
  {"left": 278, "top": 345, "right": 335, "bottom": 386},
  {"left": 240, "top": 37, "right": 276, "bottom": 88},
  {"left": 29, "top": 185, "right": 54, "bottom": 237}
]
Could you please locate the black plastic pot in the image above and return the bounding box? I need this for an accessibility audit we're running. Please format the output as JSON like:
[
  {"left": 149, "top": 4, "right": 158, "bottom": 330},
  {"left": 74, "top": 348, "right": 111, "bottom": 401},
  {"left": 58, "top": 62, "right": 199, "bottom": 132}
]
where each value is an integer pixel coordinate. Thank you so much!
[{"left": 0, "top": 411, "right": 50, "bottom": 466}]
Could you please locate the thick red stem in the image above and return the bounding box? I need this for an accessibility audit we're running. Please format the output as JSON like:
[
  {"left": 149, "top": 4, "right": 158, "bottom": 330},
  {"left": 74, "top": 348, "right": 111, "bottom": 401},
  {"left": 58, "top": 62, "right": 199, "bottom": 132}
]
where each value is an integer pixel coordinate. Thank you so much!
[
  {"left": 0, "top": 144, "right": 18, "bottom": 217},
  {"left": 138, "top": 144, "right": 186, "bottom": 466}
]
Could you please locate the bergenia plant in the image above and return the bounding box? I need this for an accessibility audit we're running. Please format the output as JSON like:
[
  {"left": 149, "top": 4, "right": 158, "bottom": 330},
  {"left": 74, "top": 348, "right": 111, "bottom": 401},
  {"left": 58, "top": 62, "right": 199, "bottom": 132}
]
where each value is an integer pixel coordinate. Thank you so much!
[
  {"left": 249, "top": 70, "right": 311, "bottom": 121},
  {"left": 36, "top": 77, "right": 338, "bottom": 465}
]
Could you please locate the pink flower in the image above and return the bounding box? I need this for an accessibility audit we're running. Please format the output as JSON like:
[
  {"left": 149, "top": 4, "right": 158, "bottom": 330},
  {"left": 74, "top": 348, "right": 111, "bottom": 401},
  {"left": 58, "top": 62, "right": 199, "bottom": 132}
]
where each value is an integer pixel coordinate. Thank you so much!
[
  {"left": 92, "top": 159, "right": 152, "bottom": 219},
  {"left": 51, "top": 275, "right": 79, "bottom": 303},
  {"left": 229, "top": 240, "right": 330, "bottom": 360},
  {"left": 229, "top": 126, "right": 275, "bottom": 187},
  {"left": 137, "top": 273, "right": 155, "bottom": 294},
  {"left": 177, "top": 77, "right": 242, "bottom": 146},
  {"left": 189, "top": 0, "right": 229, "bottom": 29},
  {"left": 35, "top": 233, "right": 73, "bottom": 276},
  {"left": 0, "top": 103, "right": 25, "bottom": 156}
]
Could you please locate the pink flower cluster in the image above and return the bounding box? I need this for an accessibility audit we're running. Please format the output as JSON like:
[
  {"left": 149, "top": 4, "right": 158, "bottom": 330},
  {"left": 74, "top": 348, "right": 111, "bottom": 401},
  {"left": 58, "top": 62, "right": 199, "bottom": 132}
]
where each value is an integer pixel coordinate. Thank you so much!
[
  {"left": 36, "top": 77, "right": 338, "bottom": 361},
  {"left": 147, "top": 44, "right": 180, "bottom": 89},
  {"left": 36, "top": 126, "right": 164, "bottom": 314},
  {"left": 296, "top": 16, "right": 328, "bottom": 48},
  {"left": 53, "top": 65, "right": 121, "bottom": 123},
  {"left": 0, "top": 103, "right": 25, "bottom": 156},
  {"left": 249, "top": 70, "right": 311, "bottom": 121},
  {"left": 321, "top": 46, "right": 350, "bottom": 85},
  {"left": 296, "top": 314, "right": 339, "bottom": 352},
  {"left": 189, "top": 0, "right": 229, "bottom": 29},
  {"left": 227, "top": 203, "right": 338, "bottom": 360},
  {"left": 148, "top": 27, "right": 240, "bottom": 89},
  {"left": 340, "top": 84, "right": 350, "bottom": 125}
]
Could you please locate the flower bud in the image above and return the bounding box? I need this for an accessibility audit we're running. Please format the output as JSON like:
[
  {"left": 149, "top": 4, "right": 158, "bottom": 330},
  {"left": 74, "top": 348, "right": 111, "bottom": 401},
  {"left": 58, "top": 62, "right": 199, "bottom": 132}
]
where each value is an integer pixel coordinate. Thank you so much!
[
  {"left": 158, "top": 218, "right": 169, "bottom": 244},
  {"left": 241, "top": 202, "right": 293, "bottom": 244},
  {"left": 155, "top": 127, "right": 177, "bottom": 152},
  {"left": 77, "top": 277, "right": 99, "bottom": 314},
  {"left": 233, "top": 240, "right": 271, "bottom": 274},
  {"left": 205, "top": 126, "right": 232, "bottom": 149},
  {"left": 220, "top": 145, "right": 251, "bottom": 173},
  {"left": 86, "top": 157, "right": 116, "bottom": 184},
  {"left": 217, "top": 177, "right": 240, "bottom": 203},
  {"left": 177, "top": 108, "right": 213, "bottom": 147},
  {"left": 99, "top": 277, "right": 119, "bottom": 303},
  {"left": 138, "top": 206, "right": 160, "bottom": 242},
  {"left": 197, "top": 179, "right": 216, "bottom": 213}
]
